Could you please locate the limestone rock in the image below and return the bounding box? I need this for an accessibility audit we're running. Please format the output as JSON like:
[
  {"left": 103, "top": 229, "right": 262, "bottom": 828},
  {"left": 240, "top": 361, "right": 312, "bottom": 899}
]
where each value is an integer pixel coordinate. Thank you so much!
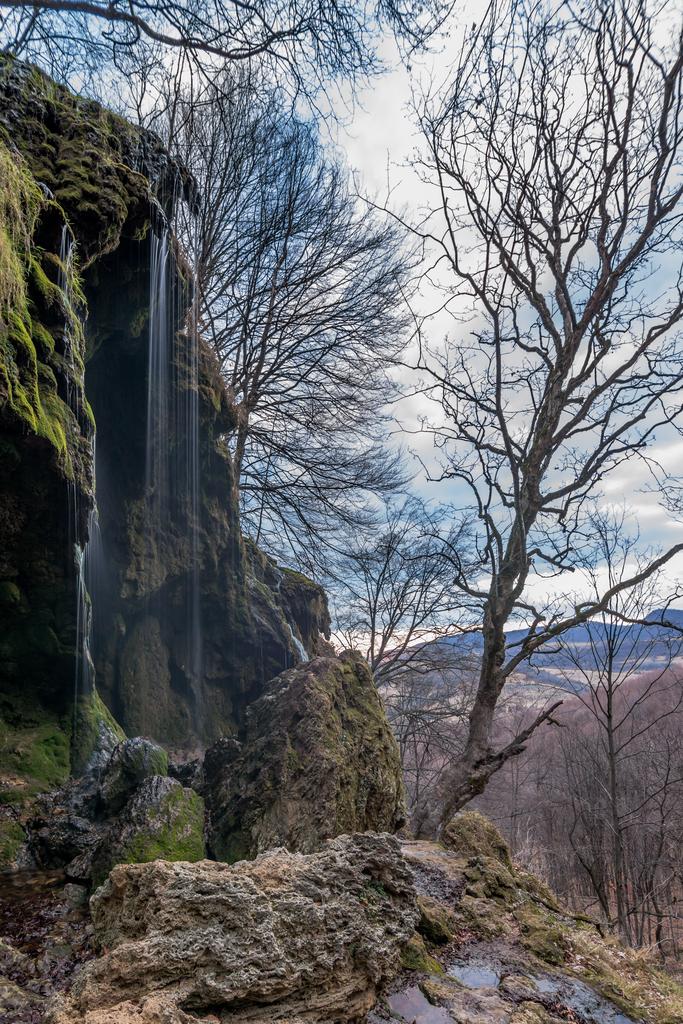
[
  {"left": 52, "top": 832, "right": 418, "bottom": 1024},
  {"left": 376, "top": 834, "right": 683, "bottom": 1024},
  {"left": 91, "top": 776, "right": 205, "bottom": 886},
  {"left": 204, "top": 650, "right": 406, "bottom": 861},
  {"left": 100, "top": 738, "right": 169, "bottom": 813},
  {"left": 0, "top": 55, "right": 335, "bottom": 769},
  {"left": 442, "top": 810, "right": 514, "bottom": 868}
]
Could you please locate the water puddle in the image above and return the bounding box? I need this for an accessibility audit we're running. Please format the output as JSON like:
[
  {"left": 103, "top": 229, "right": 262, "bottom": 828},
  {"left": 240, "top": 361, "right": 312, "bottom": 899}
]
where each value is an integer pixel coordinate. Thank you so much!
[
  {"left": 531, "top": 974, "right": 637, "bottom": 1024},
  {"left": 448, "top": 962, "right": 500, "bottom": 988},
  {"left": 444, "top": 950, "right": 637, "bottom": 1024},
  {"left": 387, "top": 985, "right": 453, "bottom": 1023}
]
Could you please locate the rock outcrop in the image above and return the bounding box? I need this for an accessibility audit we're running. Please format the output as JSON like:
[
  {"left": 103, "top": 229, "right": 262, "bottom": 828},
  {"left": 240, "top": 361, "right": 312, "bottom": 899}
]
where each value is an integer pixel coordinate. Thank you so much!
[
  {"left": 26, "top": 739, "right": 205, "bottom": 883},
  {"left": 204, "top": 650, "right": 406, "bottom": 861},
  {"left": 369, "top": 813, "right": 683, "bottom": 1024},
  {"left": 51, "top": 832, "right": 418, "bottom": 1024},
  {"left": 0, "top": 54, "right": 332, "bottom": 810}
]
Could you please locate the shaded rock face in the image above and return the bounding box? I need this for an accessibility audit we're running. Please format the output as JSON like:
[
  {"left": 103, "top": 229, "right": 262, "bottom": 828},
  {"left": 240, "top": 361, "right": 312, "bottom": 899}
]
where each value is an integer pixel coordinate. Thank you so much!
[
  {"left": 204, "top": 650, "right": 406, "bottom": 862},
  {"left": 99, "top": 737, "right": 169, "bottom": 814},
  {"left": 0, "top": 56, "right": 331, "bottom": 777},
  {"left": 0, "top": 56, "right": 156, "bottom": 787},
  {"left": 51, "top": 832, "right": 418, "bottom": 1024},
  {"left": 25, "top": 740, "right": 205, "bottom": 883}
]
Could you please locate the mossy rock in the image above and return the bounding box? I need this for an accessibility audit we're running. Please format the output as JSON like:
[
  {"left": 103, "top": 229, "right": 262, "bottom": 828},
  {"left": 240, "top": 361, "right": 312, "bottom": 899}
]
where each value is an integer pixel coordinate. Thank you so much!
[
  {"left": 205, "top": 650, "right": 406, "bottom": 861},
  {"left": 417, "top": 895, "right": 458, "bottom": 945},
  {"left": 400, "top": 933, "right": 444, "bottom": 974},
  {"left": 442, "top": 811, "right": 513, "bottom": 869},
  {"left": 515, "top": 905, "right": 568, "bottom": 966},
  {"left": 92, "top": 776, "right": 205, "bottom": 887},
  {"left": 0, "top": 814, "right": 24, "bottom": 868},
  {"left": 70, "top": 689, "right": 126, "bottom": 776},
  {"left": 100, "top": 737, "right": 168, "bottom": 813}
]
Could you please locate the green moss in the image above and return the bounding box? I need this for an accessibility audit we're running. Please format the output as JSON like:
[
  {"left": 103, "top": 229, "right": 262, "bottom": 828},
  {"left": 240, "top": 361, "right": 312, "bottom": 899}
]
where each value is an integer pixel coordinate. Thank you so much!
[
  {"left": 442, "top": 811, "right": 513, "bottom": 868},
  {"left": 0, "top": 580, "right": 21, "bottom": 606},
  {"left": 0, "top": 261, "right": 79, "bottom": 471},
  {"left": 0, "top": 703, "right": 70, "bottom": 803},
  {"left": 0, "top": 142, "right": 42, "bottom": 316},
  {"left": 30, "top": 318, "right": 55, "bottom": 356},
  {"left": 400, "top": 933, "right": 444, "bottom": 974},
  {"left": 121, "top": 787, "right": 205, "bottom": 866},
  {"left": 0, "top": 816, "right": 24, "bottom": 868},
  {"left": 71, "top": 688, "right": 125, "bottom": 776},
  {"left": 515, "top": 905, "right": 568, "bottom": 966},
  {"left": 0, "top": 56, "right": 156, "bottom": 268},
  {"left": 417, "top": 895, "right": 457, "bottom": 945}
]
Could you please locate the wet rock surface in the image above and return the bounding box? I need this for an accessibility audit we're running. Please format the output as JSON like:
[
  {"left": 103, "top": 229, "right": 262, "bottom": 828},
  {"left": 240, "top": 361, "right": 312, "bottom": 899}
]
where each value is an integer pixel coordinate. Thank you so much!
[
  {"left": 204, "top": 650, "right": 406, "bottom": 862},
  {"left": 0, "top": 871, "right": 94, "bottom": 1024},
  {"left": 369, "top": 817, "right": 683, "bottom": 1024},
  {"left": 99, "top": 739, "right": 169, "bottom": 814},
  {"left": 24, "top": 740, "right": 203, "bottom": 886},
  {"left": 50, "top": 832, "right": 418, "bottom": 1024}
]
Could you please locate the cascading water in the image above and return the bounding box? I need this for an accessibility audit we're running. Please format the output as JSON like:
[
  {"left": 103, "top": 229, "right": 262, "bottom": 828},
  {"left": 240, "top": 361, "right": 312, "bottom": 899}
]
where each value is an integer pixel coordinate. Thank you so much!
[
  {"left": 145, "top": 227, "right": 172, "bottom": 572},
  {"left": 183, "top": 286, "right": 202, "bottom": 685},
  {"left": 287, "top": 623, "right": 310, "bottom": 664},
  {"left": 145, "top": 213, "right": 203, "bottom": 722}
]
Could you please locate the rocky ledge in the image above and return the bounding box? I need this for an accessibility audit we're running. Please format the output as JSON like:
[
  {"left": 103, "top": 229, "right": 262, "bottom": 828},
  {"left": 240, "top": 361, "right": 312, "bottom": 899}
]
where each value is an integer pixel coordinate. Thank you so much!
[
  {"left": 48, "top": 832, "right": 418, "bottom": 1024},
  {"left": 3, "top": 813, "right": 683, "bottom": 1023},
  {"left": 375, "top": 814, "right": 683, "bottom": 1024}
]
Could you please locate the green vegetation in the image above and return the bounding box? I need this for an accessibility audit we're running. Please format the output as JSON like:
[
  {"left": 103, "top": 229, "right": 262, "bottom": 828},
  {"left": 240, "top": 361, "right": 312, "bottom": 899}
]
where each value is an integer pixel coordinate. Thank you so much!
[
  {"left": 0, "top": 816, "right": 24, "bottom": 868},
  {"left": 0, "top": 698, "right": 70, "bottom": 803},
  {"left": 400, "top": 933, "right": 444, "bottom": 975},
  {"left": 0, "top": 143, "right": 42, "bottom": 317},
  {"left": 122, "top": 787, "right": 205, "bottom": 865},
  {"left": 71, "top": 689, "right": 126, "bottom": 776}
]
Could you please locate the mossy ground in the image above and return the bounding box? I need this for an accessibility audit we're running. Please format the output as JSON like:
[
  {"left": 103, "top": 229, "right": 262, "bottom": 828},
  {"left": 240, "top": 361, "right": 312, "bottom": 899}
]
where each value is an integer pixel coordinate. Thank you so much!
[
  {"left": 394, "top": 818, "right": 683, "bottom": 1024},
  {"left": 0, "top": 694, "right": 70, "bottom": 805}
]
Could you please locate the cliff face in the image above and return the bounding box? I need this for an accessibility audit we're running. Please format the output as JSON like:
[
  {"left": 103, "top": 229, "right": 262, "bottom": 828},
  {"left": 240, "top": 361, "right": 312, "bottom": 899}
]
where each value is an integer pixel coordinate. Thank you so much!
[{"left": 0, "top": 57, "right": 330, "bottom": 811}]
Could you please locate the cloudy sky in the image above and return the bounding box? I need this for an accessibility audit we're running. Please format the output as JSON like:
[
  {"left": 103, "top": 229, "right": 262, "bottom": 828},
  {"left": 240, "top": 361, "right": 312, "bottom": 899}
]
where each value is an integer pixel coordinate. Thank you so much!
[{"left": 331, "top": 20, "right": 683, "bottom": 612}]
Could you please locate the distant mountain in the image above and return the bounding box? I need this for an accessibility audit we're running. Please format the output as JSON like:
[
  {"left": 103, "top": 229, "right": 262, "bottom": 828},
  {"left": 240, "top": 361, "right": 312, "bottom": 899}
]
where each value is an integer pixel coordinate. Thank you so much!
[{"left": 427, "top": 608, "right": 683, "bottom": 693}]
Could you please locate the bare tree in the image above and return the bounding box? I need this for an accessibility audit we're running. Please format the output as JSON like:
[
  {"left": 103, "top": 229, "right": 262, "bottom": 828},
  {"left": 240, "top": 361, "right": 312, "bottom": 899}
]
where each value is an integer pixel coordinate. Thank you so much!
[
  {"left": 402, "top": 0, "right": 683, "bottom": 817},
  {"left": 332, "top": 496, "right": 474, "bottom": 683},
  {"left": 0, "top": 0, "right": 452, "bottom": 99},
  {"left": 329, "top": 496, "right": 481, "bottom": 833},
  {"left": 547, "top": 512, "right": 683, "bottom": 941},
  {"left": 169, "top": 73, "right": 413, "bottom": 570}
]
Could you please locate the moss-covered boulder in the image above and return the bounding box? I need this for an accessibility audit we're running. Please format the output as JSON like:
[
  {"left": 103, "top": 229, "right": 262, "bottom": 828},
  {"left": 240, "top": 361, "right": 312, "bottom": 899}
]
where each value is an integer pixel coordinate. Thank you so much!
[
  {"left": 442, "top": 810, "right": 514, "bottom": 868},
  {"left": 204, "top": 650, "right": 406, "bottom": 862},
  {"left": 99, "top": 737, "right": 168, "bottom": 813},
  {"left": 91, "top": 776, "right": 205, "bottom": 886}
]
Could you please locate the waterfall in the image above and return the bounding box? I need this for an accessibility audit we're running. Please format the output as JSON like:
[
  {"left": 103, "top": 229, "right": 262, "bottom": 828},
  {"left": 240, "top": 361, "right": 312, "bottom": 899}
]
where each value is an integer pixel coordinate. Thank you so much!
[
  {"left": 145, "top": 217, "right": 203, "bottom": 711},
  {"left": 287, "top": 623, "right": 310, "bottom": 664},
  {"left": 185, "top": 304, "right": 202, "bottom": 683},
  {"left": 145, "top": 228, "right": 172, "bottom": 574}
]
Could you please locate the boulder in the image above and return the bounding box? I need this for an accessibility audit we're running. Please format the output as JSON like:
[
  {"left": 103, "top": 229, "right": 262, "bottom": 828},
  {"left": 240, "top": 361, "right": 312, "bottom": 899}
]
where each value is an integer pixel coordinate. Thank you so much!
[
  {"left": 442, "top": 810, "right": 514, "bottom": 868},
  {"left": 99, "top": 738, "right": 169, "bottom": 813},
  {"left": 91, "top": 776, "right": 205, "bottom": 886},
  {"left": 204, "top": 651, "right": 406, "bottom": 861},
  {"left": 51, "top": 832, "right": 418, "bottom": 1024}
]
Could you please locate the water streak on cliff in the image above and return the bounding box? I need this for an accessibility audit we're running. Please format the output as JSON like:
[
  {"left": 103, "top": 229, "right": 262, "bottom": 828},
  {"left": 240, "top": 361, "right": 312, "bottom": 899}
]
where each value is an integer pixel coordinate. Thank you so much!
[{"left": 145, "top": 220, "right": 203, "bottom": 713}]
